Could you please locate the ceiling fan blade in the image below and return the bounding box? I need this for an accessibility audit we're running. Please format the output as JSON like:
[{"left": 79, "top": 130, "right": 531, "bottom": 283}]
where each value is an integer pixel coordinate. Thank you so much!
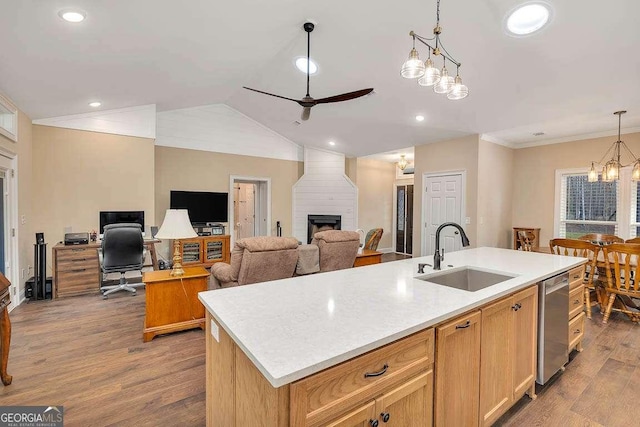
[
  {"left": 243, "top": 87, "right": 300, "bottom": 103},
  {"left": 301, "top": 107, "right": 311, "bottom": 121},
  {"left": 314, "top": 88, "right": 374, "bottom": 104}
]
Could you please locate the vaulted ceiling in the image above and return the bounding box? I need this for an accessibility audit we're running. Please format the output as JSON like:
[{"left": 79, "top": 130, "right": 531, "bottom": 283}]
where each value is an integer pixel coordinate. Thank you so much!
[{"left": 1, "top": 0, "right": 639, "bottom": 157}]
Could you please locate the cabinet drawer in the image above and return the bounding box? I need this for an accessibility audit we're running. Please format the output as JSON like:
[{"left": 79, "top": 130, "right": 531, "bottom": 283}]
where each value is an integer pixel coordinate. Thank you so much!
[
  {"left": 56, "top": 257, "right": 99, "bottom": 272},
  {"left": 569, "top": 312, "right": 585, "bottom": 350},
  {"left": 569, "top": 265, "right": 585, "bottom": 290},
  {"left": 569, "top": 285, "right": 584, "bottom": 320},
  {"left": 55, "top": 247, "right": 98, "bottom": 262},
  {"left": 290, "top": 328, "right": 434, "bottom": 427}
]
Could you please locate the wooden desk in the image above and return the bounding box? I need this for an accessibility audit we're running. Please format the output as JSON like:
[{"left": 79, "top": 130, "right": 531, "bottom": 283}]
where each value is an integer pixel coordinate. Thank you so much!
[
  {"left": 0, "top": 273, "right": 12, "bottom": 386},
  {"left": 353, "top": 249, "right": 382, "bottom": 267},
  {"left": 53, "top": 239, "right": 160, "bottom": 298},
  {"left": 142, "top": 267, "right": 209, "bottom": 342}
]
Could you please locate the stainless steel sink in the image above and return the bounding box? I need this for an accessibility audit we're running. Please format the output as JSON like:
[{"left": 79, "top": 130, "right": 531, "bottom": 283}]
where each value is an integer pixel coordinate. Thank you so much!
[{"left": 416, "top": 267, "right": 515, "bottom": 292}]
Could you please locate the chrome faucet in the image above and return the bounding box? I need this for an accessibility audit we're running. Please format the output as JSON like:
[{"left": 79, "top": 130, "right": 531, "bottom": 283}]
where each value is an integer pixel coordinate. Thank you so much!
[{"left": 433, "top": 222, "right": 470, "bottom": 270}]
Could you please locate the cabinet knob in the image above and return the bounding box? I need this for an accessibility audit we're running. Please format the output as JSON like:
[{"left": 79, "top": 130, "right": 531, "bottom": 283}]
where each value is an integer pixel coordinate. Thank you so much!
[
  {"left": 573, "top": 329, "right": 581, "bottom": 334},
  {"left": 369, "top": 419, "right": 379, "bottom": 427},
  {"left": 381, "top": 412, "right": 390, "bottom": 423},
  {"left": 512, "top": 303, "right": 522, "bottom": 311}
]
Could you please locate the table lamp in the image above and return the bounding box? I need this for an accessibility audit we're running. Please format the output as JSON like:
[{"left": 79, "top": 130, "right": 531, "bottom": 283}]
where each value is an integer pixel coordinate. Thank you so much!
[{"left": 155, "top": 209, "right": 198, "bottom": 276}]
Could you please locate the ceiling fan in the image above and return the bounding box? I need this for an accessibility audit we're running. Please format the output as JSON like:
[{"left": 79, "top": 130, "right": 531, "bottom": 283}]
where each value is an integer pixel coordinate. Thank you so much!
[{"left": 243, "top": 22, "right": 374, "bottom": 121}]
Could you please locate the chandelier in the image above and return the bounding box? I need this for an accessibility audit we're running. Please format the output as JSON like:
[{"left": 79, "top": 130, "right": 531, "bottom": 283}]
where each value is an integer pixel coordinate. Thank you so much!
[
  {"left": 400, "top": 0, "right": 468, "bottom": 100},
  {"left": 397, "top": 154, "right": 409, "bottom": 171},
  {"left": 588, "top": 111, "right": 640, "bottom": 182}
]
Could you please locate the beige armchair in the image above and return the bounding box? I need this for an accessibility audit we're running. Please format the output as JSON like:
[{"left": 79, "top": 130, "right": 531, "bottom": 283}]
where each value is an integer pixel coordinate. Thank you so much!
[
  {"left": 312, "top": 230, "right": 360, "bottom": 272},
  {"left": 211, "top": 236, "right": 300, "bottom": 289}
]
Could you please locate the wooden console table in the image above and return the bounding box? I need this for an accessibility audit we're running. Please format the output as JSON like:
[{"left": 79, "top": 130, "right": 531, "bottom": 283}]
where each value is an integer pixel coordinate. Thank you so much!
[
  {"left": 53, "top": 239, "right": 160, "bottom": 298},
  {"left": 0, "top": 273, "right": 12, "bottom": 386},
  {"left": 353, "top": 249, "right": 382, "bottom": 267},
  {"left": 142, "top": 266, "right": 209, "bottom": 342}
]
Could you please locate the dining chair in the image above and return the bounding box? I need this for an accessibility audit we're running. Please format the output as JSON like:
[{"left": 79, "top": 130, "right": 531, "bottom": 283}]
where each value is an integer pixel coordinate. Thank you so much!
[
  {"left": 601, "top": 243, "right": 640, "bottom": 324},
  {"left": 625, "top": 237, "right": 640, "bottom": 244},
  {"left": 578, "top": 233, "right": 624, "bottom": 245},
  {"left": 549, "top": 238, "right": 600, "bottom": 319},
  {"left": 517, "top": 230, "right": 536, "bottom": 251}
]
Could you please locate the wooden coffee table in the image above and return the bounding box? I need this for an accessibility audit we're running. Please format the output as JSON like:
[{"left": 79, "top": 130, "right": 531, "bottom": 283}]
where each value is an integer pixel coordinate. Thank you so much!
[{"left": 142, "top": 266, "right": 210, "bottom": 342}]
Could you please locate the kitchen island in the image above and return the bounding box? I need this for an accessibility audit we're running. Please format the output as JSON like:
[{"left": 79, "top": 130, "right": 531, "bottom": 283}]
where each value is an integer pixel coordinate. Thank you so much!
[{"left": 199, "top": 247, "right": 586, "bottom": 426}]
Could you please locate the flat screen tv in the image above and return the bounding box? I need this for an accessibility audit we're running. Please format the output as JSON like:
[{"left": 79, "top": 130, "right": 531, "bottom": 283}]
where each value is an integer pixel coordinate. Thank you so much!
[
  {"left": 99, "top": 211, "right": 145, "bottom": 235},
  {"left": 170, "top": 191, "right": 228, "bottom": 224}
]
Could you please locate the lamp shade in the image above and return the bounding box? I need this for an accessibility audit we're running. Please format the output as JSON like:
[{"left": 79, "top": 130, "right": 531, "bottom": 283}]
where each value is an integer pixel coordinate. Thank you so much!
[{"left": 155, "top": 209, "right": 198, "bottom": 239}]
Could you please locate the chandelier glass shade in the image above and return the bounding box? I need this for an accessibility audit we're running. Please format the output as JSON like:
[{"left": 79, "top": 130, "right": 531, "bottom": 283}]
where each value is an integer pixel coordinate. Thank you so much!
[
  {"left": 588, "top": 111, "right": 639, "bottom": 183},
  {"left": 397, "top": 155, "right": 409, "bottom": 171},
  {"left": 400, "top": 0, "right": 468, "bottom": 100}
]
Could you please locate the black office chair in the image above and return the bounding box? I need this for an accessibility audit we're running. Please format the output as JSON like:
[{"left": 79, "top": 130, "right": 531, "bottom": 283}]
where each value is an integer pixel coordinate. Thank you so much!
[{"left": 98, "top": 223, "right": 146, "bottom": 299}]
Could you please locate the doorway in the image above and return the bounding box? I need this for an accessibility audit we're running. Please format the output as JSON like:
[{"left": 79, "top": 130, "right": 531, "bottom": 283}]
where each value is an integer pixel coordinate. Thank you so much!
[
  {"left": 0, "top": 152, "right": 17, "bottom": 309},
  {"left": 422, "top": 172, "right": 465, "bottom": 257},
  {"left": 395, "top": 184, "right": 413, "bottom": 254},
  {"left": 229, "top": 176, "right": 271, "bottom": 246}
]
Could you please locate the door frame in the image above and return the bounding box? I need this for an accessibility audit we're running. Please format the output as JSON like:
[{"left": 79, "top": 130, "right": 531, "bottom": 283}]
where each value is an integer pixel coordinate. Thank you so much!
[
  {"left": 0, "top": 147, "right": 19, "bottom": 309},
  {"left": 392, "top": 181, "right": 413, "bottom": 255},
  {"left": 421, "top": 170, "right": 466, "bottom": 257},
  {"left": 229, "top": 175, "right": 271, "bottom": 247}
]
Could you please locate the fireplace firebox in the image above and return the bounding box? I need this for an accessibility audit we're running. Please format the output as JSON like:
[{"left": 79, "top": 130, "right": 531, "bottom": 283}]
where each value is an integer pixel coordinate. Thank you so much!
[{"left": 307, "top": 215, "right": 342, "bottom": 244}]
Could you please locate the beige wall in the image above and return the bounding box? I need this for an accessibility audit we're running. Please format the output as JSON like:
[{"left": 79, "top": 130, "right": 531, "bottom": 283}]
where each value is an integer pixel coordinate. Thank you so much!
[
  {"left": 351, "top": 158, "right": 395, "bottom": 250},
  {"left": 478, "top": 140, "right": 514, "bottom": 248},
  {"left": 413, "top": 134, "right": 480, "bottom": 256},
  {"left": 0, "top": 110, "right": 33, "bottom": 297},
  {"left": 512, "top": 131, "right": 640, "bottom": 246},
  {"left": 32, "top": 126, "right": 155, "bottom": 275},
  {"left": 154, "top": 146, "right": 303, "bottom": 244}
]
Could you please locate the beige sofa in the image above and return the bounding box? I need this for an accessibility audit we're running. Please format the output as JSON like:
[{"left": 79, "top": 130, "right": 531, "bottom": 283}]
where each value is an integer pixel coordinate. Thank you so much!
[
  {"left": 210, "top": 236, "right": 299, "bottom": 289},
  {"left": 210, "top": 231, "right": 361, "bottom": 289}
]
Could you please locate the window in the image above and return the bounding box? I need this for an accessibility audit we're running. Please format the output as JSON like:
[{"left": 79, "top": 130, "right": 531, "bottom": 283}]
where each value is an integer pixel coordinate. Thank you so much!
[{"left": 556, "top": 168, "right": 637, "bottom": 239}]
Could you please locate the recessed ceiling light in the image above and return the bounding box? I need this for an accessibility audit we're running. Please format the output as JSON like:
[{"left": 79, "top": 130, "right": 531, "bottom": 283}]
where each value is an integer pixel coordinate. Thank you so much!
[
  {"left": 295, "top": 57, "right": 318, "bottom": 75},
  {"left": 88, "top": 101, "right": 101, "bottom": 107},
  {"left": 328, "top": 141, "right": 336, "bottom": 146},
  {"left": 505, "top": 3, "right": 550, "bottom": 36},
  {"left": 58, "top": 9, "right": 87, "bottom": 23},
  {"left": 415, "top": 115, "right": 425, "bottom": 122}
]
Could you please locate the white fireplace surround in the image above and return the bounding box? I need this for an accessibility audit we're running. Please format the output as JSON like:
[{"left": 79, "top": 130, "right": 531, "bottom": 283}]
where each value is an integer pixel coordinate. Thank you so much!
[{"left": 292, "top": 148, "right": 358, "bottom": 244}]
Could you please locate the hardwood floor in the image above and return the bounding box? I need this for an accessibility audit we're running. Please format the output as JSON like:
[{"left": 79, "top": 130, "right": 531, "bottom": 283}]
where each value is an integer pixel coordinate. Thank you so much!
[
  {"left": 0, "top": 289, "right": 206, "bottom": 426},
  {"left": 497, "top": 310, "right": 640, "bottom": 426},
  {"left": 2, "top": 285, "right": 639, "bottom": 426}
]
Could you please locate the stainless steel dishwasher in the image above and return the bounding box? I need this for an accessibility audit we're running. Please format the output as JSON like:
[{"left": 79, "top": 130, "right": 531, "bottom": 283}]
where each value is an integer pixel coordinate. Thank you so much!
[{"left": 536, "top": 271, "right": 569, "bottom": 385}]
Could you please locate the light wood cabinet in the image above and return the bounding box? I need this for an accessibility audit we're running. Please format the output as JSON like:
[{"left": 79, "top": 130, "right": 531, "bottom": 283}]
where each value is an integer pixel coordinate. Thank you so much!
[
  {"left": 435, "top": 310, "right": 482, "bottom": 427},
  {"left": 568, "top": 265, "right": 585, "bottom": 352},
  {"left": 479, "top": 285, "right": 538, "bottom": 426},
  {"left": 179, "top": 235, "right": 230, "bottom": 269},
  {"left": 511, "top": 286, "right": 538, "bottom": 400},
  {"left": 325, "top": 401, "right": 376, "bottom": 427}
]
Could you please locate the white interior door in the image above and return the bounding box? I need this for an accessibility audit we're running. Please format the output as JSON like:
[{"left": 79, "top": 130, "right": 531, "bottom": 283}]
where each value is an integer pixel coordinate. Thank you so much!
[
  {"left": 424, "top": 173, "right": 463, "bottom": 257},
  {"left": 0, "top": 153, "right": 17, "bottom": 308}
]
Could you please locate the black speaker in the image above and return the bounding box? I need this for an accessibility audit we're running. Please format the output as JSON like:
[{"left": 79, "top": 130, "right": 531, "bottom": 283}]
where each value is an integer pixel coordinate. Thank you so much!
[{"left": 36, "top": 232, "right": 44, "bottom": 244}]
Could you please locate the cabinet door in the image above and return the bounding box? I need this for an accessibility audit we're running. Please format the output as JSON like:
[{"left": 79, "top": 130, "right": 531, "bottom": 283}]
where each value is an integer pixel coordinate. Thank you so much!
[
  {"left": 325, "top": 401, "right": 377, "bottom": 427},
  {"left": 376, "top": 370, "right": 433, "bottom": 426},
  {"left": 180, "top": 239, "right": 203, "bottom": 265},
  {"left": 512, "top": 285, "right": 538, "bottom": 399},
  {"left": 435, "top": 310, "right": 481, "bottom": 427},
  {"left": 204, "top": 238, "right": 224, "bottom": 262},
  {"left": 479, "top": 297, "right": 514, "bottom": 427}
]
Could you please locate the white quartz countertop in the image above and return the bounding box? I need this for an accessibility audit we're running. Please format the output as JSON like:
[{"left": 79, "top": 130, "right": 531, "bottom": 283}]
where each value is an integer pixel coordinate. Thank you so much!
[{"left": 198, "top": 247, "right": 585, "bottom": 388}]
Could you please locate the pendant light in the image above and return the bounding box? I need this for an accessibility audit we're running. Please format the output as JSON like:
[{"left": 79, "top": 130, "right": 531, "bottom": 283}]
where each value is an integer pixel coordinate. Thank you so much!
[
  {"left": 588, "top": 111, "right": 640, "bottom": 182},
  {"left": 400, "top": 0, "right": 468, "bottom": 100}
]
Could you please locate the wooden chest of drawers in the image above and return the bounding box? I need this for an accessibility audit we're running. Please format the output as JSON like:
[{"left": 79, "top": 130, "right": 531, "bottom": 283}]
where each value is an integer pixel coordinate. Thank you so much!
[{"left": 53, "top": 244, "right": 100, "bottom": 298}]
